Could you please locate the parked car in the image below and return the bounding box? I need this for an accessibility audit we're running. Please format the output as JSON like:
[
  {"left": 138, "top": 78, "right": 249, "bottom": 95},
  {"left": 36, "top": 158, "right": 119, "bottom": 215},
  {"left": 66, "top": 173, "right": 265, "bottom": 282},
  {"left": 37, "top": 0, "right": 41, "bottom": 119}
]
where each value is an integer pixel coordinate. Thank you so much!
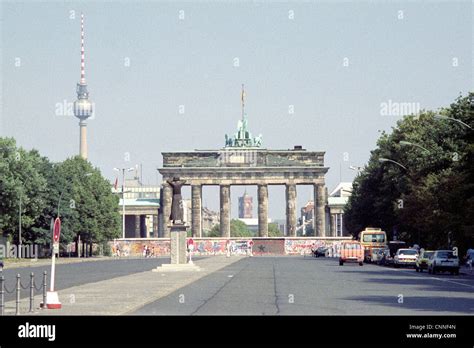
[
  {"left": 428, "top": 250, "right": 460, "bottom": 275},
  {"left": 376, "top": 248, "right": 393, "bottom": 266},
  {"left": 463, "top": 249, "right": 473, "bottom": 270},
  {"left": 415, "top": 250, "right": 434, "bottom": 272},
  {"left": 371, "top": 247, "right": 387, "bottom": 264},
  {"left": 339, "top": 241, "right": 364, "bottom": 266},
  {"left": 394, "top": 248, "right": 418, "bottom": 268},
  {"left": 313, "top": 246, "right": 328, "bottom": 258}
]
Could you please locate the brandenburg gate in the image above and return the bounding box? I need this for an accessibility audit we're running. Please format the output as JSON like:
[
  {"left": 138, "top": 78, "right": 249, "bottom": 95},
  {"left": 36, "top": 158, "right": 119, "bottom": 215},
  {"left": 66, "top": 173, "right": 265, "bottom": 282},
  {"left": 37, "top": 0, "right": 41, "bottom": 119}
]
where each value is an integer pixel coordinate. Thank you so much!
[{"left": 158, "top": 95, "right": 329, "bottom": 238}]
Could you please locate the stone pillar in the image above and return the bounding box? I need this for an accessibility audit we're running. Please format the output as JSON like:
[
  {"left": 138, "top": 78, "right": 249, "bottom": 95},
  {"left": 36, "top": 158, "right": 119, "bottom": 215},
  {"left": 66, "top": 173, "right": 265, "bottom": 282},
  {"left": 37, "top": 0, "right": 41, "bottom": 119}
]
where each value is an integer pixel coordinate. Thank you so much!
[
  {"left": 331, "top": 214, "right": 336, "bottom": 237},
  {"left": 140, "top": 215, "right": 147, "bottom": 238},
  {"left": 153, "top": 214, "right": 158, "bottom": 238},
  {"left": 220, "top": 185, "right": 231, "bottom": 237},
  {"left": 285, "top": 184, "right": 297, "bottom": 237},
  {"left": 134, "top": 215, "right": 141, "bottom": 238},
  {"left": 191, "top": 184, "right": 202, "bottom": 237},
  {"left": 161, "top": 183, "right": 172, "bottom": 238},
  {"left": 314, "top": 184, "right": 326, "bottom": 237},
  {"left": 258, "top": 184, "right": 268, "bottom": 237}
]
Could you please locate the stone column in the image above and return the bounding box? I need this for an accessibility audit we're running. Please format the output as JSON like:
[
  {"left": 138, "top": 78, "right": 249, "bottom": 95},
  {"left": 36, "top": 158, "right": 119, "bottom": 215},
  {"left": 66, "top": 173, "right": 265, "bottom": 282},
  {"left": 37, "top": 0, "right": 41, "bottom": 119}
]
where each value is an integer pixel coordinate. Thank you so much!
[
  {"left": 191, "top": 184, "right": 202, "bottom": 237},
  {"left": 331, "top": 214, "right": 336, "bottom": 237},
  {"left": 161, "top": 183, "right": 172, "bottom": 238},
  {"left": 140, "top": 215, "right": 147, "bottom": 238},
  {"left": 313, "top": 184, "right": 326, "bottom": 237},
  {"left": 285, "top": 184, "right": 297, "bottom": 237},
  {"left": 258, "top": 184, "right": 268, "bottom": 237},
  {"left": 134, "top": 215, "right": 141, "bottom": 238},
  {"left": 220, "top": 185, "right": 231, "bottom": 237},
  {"left": 153, "top": 214, "right": 158, "bottom": 238}
]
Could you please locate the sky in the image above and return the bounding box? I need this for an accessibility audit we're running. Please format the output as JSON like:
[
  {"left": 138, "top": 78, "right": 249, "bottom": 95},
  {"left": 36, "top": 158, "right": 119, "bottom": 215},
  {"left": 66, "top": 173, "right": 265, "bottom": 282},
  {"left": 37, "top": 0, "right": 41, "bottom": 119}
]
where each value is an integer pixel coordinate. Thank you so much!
[{"left": 1, "top": 0, "right": 472, "bottom": 219}]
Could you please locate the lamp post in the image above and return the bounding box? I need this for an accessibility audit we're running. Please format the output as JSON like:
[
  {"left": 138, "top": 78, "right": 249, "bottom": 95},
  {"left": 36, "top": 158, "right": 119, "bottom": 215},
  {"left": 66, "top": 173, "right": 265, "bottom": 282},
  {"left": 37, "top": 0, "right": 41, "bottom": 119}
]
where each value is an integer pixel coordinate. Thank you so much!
[
  {"left": 114, "top": 167, "right": 134, "bottom": 239},
  {"left": 378, "top": 158, "right": 408, "bottom": 171},
  {"left": 434, "top": 114, "right": 472, "bottom": 130},
  {"left": 399, "top": 140, "right": 430, "bottom": 153},
  {"left": 18, "top": 190, "right": 22, "bottom": 259}
]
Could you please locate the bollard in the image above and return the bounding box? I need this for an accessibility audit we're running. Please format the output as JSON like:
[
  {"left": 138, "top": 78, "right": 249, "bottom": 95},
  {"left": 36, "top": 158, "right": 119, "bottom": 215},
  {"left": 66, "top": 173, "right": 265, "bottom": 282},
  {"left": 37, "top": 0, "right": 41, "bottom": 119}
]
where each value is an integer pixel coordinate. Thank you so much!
[
  {"left": 0, "top": 275, "right": 4, "bottom": 316},
  {"left": 42, "top": 271, "right": 47, "bottom": 309},
  {"left": 29, "top": 272, "right": 34, "bottom": 313},
  {"left": 16, "top": 274, "right": 20, "bottom": 315}
]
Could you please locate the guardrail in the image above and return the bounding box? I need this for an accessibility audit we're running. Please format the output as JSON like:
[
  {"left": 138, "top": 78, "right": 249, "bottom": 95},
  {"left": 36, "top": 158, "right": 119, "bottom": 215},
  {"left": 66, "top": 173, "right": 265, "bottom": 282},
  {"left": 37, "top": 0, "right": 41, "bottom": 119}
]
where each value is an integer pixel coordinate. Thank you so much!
[{"left": 0, "top": 271, "right": 47, "bottom": 315}]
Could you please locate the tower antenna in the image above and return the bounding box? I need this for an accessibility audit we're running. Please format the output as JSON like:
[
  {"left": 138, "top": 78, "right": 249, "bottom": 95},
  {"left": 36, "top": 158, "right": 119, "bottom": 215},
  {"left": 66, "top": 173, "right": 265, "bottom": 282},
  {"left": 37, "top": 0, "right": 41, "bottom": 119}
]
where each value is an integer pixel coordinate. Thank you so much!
[
  {"left": 241, "top": 84, "right": 245, "bottom": 121},
  {"left": 80, "top": 13, "right": 86, "bottom": 84}
]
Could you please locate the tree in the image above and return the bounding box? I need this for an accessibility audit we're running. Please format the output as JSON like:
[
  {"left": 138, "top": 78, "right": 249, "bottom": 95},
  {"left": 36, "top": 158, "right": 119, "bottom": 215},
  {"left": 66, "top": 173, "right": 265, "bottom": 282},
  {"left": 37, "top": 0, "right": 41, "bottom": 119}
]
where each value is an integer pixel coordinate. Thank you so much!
[
  {"left": 54, "top": 157, "right": 121, "bottom": 249},
  {"left": 344, "top": 93, "right": 474, "bottom": 254},
  {"left": 208, "top": 219, "right": 253, "bottom": 237},
  {"left": 268, "top": 223, "right": 283, "bottom": 237},
  {"left": 0, "top": 138, "right": 48, "bottom": 245}
]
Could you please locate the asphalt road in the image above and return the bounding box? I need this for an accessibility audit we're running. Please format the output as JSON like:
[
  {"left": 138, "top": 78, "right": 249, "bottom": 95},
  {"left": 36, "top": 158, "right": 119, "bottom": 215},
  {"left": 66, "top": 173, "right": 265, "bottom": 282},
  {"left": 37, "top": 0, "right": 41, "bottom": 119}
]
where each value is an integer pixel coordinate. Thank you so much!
[
  {"left": 0, "top": 257, "right": 169, "bottom": 303},
  {"left": 132, "top": 256, "right": 474, "bottom": 315}
]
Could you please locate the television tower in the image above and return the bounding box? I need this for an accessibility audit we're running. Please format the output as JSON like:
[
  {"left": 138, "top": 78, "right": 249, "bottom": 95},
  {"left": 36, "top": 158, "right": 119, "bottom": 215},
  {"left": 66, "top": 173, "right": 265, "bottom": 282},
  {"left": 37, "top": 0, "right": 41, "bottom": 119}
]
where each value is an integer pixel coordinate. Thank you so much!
[{"left": 73, "top": 13, "right": 93, "bottom": 160}]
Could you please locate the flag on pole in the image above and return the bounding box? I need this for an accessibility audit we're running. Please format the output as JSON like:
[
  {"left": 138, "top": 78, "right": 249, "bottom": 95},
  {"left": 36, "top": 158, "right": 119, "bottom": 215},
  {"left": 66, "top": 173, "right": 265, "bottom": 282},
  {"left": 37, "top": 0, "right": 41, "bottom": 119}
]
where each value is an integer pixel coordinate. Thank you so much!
[{"left": 114, "top": 177, "right": 118, "bottom": 190}]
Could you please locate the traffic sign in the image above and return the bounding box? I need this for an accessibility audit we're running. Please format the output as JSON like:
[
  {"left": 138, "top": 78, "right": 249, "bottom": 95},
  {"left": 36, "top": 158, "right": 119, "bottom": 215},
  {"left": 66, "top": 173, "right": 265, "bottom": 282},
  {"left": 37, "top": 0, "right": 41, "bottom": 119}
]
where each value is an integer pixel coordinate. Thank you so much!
[{"left": 53, "top": 218, "right": 61, "bottom": 243}]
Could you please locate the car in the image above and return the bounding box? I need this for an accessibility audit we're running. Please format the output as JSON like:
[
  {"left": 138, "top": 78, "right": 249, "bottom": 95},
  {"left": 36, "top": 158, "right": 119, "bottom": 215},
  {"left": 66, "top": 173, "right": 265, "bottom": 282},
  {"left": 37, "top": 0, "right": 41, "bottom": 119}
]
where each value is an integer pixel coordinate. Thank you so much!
[
  {"left": 339, "top": 241, "right": 364, "bottom": 266},
  {"left": 463, "top": 248, "right": 474, "bottom": 270},
  {"left": 371, "top": 247, "right": 387, "bottom": 264},
  {"left": 394, "top": 248, "right": 418, "bottom": 268},
  {"left": 428, "top": 250, "right": 459, "bottom": 275},
  {"left": 415, "top": 250, "right": 434, "bottom": 272},
  {"left": 313, "top": 246, "right": 328, "bottom": 258},
  {"left": 376, "top": 248, "right": 393, "bottom": 266}
]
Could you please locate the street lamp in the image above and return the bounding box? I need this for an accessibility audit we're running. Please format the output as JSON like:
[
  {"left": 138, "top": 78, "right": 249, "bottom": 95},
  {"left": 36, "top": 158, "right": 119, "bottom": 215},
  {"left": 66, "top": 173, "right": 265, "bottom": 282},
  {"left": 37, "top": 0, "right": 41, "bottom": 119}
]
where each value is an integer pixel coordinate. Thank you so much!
[
  {"left": 18, "top": 187, "right": 23, "bottom": 259},
  {"left": 399, "top": 140, "right": 430, "bottom": 153},
  {"left": 349, "top": 165, "right": 363, "bottom": 175},
  {"left": 378, "top": 158, "right": 408, "bottom": 171},
  {"left": 434, "top": 114, "right": 472, "bottom": 130},
  {"left": 114, "top": 167, "right": 134, "bottom": 239}
]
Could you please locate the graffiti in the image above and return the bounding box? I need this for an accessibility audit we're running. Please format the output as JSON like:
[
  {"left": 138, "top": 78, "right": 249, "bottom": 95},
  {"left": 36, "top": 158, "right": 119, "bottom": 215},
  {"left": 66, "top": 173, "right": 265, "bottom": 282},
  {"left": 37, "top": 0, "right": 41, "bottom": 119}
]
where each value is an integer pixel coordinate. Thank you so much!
[
  {"left": 284, "top": 239, "right": 346, "bottom": 257},
  {"left": 253, "top": 239, "right": 285, "bottom": 255},
  {"left": 109, "top": 238, "right": 350, "bottom": 257}
]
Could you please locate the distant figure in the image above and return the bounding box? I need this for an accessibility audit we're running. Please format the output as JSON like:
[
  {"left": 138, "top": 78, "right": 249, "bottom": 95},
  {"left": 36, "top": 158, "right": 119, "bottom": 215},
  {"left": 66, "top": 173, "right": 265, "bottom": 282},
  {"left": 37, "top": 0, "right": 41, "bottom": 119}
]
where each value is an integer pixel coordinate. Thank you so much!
[
  {"left": 187, "top": 238, "right": 195, "bottom": 264},
  {"left": 167, "top": 177, "right": 187, "bottom": 224},
  {"left": 248, "top": 240, "right": 254, "bottom": 257},
  {"left": 226, "top": 240, "right": 231, "bottom": 258}
]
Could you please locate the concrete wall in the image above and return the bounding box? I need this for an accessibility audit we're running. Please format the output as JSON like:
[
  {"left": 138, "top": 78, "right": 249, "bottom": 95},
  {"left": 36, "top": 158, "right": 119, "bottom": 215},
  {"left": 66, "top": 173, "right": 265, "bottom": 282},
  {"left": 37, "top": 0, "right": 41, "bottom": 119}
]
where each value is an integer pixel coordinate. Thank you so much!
[{"left": 109, "top": 237, "right": 352, "bottom": 257}]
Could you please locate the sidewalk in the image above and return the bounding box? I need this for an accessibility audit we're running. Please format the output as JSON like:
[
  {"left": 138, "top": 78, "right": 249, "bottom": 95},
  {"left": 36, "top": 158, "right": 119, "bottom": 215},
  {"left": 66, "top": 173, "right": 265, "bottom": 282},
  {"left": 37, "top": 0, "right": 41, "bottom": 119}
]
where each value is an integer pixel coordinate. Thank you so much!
[
  {"left": 3, "top": 256, "right": 125, "bottom": 269},
  {"left": 3, "top": 256, "right": 242, "bottom": 315}
]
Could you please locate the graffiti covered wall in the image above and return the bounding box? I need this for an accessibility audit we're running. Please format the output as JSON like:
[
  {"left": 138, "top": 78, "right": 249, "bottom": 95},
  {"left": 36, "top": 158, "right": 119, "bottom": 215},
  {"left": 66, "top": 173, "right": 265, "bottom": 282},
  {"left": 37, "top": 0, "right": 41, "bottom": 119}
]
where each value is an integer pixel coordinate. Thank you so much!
[{"left": 110, "top": 237, "right": 352, "bottom": 257}]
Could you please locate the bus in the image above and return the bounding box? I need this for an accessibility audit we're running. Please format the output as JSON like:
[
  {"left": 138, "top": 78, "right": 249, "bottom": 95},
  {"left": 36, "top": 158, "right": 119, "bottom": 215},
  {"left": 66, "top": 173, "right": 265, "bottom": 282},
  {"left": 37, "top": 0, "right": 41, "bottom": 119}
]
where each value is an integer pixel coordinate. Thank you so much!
[{"left": 358, "top": 227, "right": 387, "bottom": 262}]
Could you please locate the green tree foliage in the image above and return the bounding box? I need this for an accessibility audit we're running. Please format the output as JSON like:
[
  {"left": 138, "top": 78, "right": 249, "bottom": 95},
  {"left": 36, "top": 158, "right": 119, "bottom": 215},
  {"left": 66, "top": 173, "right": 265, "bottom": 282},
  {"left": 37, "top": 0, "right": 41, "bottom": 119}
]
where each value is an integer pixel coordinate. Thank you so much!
[
  {"left": 53, "top": 157, "right": 121, "bottom": 245},
  {"left": 208, "top": 219, "right": 253, "bottom": 237},
  {"left": 268, "top": 223, "right": 283, "bottom": 237},
  {"left": 344, "top": 94, "right": 473, "bottom": 254},
  {"left": 0, "top": 138, "right": 48, "bottom": 244},
  {"left": 0, "top": 139, "right": 120, "bottom": 248}
]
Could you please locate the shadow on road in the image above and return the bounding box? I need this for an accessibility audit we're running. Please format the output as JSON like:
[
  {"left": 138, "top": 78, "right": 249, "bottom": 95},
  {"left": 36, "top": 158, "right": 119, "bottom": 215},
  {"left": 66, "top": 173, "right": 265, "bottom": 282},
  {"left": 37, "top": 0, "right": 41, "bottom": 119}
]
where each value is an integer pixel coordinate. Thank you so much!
[
  {"left": 360, "top": 277, "right": 474, "bottom": 293},
  {"left": 344, "top": 295, "right": 474, "bottom": 314}
]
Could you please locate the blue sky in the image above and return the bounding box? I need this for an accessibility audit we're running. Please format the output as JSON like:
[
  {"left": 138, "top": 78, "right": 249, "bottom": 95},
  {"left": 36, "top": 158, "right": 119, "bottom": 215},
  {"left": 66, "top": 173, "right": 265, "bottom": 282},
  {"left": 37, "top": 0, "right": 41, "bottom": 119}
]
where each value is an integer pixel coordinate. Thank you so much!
[{"left": 1, "top": 0, "right": 472, "bottom": 218}]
